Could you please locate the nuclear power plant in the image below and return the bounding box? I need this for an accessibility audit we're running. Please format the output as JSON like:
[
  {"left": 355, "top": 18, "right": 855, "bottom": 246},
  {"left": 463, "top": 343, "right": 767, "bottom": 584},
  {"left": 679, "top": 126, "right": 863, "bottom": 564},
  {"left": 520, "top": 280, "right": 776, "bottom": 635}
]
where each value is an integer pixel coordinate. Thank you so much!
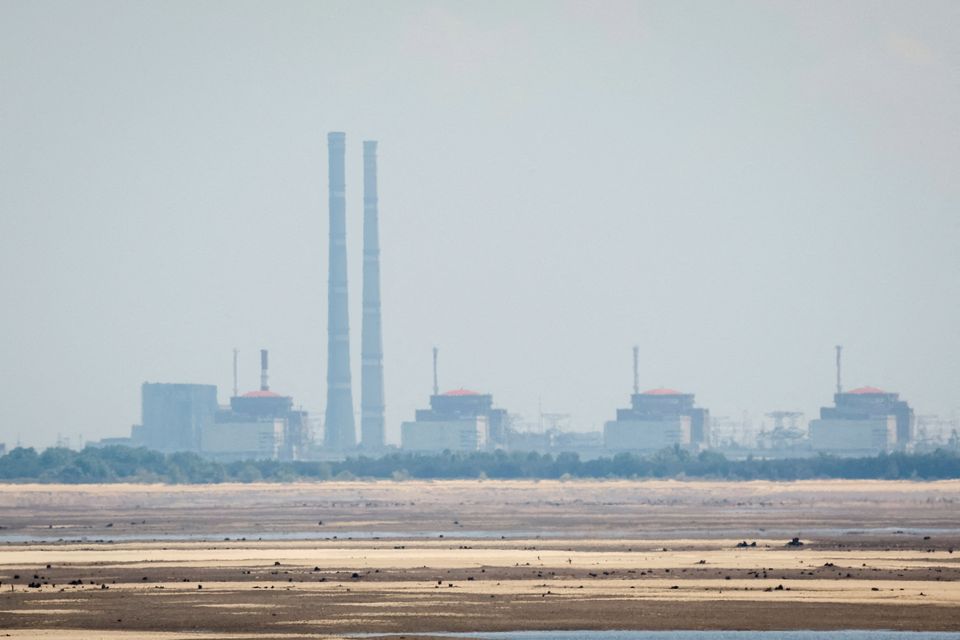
[{"left": 121, "top": 134, "right": 929, "bottom": 461}]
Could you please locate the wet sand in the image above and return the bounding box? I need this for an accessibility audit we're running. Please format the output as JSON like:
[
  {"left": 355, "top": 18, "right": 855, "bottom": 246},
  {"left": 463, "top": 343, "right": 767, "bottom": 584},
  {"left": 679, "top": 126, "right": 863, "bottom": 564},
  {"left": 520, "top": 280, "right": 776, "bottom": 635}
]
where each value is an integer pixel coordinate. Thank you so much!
[{"left": 0, "top": 480, "right": 958, "bottom": 637}]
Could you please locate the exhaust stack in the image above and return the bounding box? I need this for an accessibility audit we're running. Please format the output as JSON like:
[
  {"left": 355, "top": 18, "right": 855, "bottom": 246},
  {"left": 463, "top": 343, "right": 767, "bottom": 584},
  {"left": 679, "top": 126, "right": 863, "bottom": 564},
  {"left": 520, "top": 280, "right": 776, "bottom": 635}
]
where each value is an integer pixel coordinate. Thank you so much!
[
  {"left": 835, "top": 345, "right": 843, "bottom": 395},
  {"left": 360, "top": 140, "right": 385, "bottom": 450},
  {"left": 323, "top": 132, "right": 357, "bottom": 449},
  {"left": 260, "top": 349, "right": 269, "bottom": 391},
  {"left": 632, "top": 345, "right": 639, "bottom": 395},
  {"left": 232, "top": 349, "right": 240, "bottom": 397}
]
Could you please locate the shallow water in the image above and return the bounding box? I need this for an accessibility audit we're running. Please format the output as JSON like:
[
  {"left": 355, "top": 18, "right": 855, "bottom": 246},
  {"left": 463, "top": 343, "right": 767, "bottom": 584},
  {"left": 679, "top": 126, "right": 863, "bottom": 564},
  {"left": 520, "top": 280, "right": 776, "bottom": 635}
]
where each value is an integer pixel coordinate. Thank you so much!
[
  {"left": 0, "top": 529, "right": 536, "bottom": 543},
  {"left": 1, "top": 525, "right": 957, "bottom": 544}
]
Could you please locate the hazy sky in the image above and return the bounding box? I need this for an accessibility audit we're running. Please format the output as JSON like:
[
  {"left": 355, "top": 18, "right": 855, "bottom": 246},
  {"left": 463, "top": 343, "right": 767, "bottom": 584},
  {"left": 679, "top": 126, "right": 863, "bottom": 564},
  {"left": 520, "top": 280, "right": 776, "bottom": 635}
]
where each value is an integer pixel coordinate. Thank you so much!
[{"left": 1, "top": 0, "right": 958, "bottom": 448}]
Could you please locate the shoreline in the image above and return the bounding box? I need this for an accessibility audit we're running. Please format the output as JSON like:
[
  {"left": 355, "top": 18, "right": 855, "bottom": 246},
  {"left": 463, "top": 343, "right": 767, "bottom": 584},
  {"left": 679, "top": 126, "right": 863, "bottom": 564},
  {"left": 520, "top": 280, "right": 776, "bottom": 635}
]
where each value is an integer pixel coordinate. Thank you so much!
[{"left": 1, "top": 480, "right": 958, "bottom": 635}]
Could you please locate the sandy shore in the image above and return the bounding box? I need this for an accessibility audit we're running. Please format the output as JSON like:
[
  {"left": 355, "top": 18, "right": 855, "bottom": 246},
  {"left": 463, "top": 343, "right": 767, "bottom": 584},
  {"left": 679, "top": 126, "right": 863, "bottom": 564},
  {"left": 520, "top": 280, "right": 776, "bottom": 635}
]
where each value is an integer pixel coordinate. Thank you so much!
[
  {"left": 0, "top": 480, "right": 958, "bottom": 636},
  {"left": 2, "top": 478, "right": 960, "bottom": 546}
]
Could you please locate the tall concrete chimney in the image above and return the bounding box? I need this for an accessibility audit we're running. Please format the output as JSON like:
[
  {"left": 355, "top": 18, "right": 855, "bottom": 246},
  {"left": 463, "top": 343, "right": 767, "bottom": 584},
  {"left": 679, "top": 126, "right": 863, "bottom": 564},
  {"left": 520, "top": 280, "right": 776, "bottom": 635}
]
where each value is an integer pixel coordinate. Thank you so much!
[
  {"left": 260, "top": 348, "right": 269, "bottom": 391},
  {"left": 632, "top": 345, "right": 639, "bottom": 395},
  {"left": 360, "top": 140, "right": 385, "bottom": 450},
  {"left": 324, "top": 132, "right": 357, "bottom": 449}
]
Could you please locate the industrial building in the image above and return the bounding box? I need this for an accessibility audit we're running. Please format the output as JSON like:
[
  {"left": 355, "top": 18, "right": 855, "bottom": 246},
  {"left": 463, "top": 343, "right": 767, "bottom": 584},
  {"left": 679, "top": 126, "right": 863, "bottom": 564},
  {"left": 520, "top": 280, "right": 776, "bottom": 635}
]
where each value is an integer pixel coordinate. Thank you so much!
[
  {"left": 205, "top": 350, "right": 310, "bottom": 461},
  {"left": 202, "top": 418, "right": 285, "bottom": 460},
  {"left": 808, "top": 387, "right": 914, "bottom": 455},
  {"left": 506, "top": 427, "right": 605, "bottom": 456},
  {"left": 131, "top": 350, "right": 309, "bottom": 460},
  {"left": 603, "top": 347, "right": 710, "bottom": 452},
  {"left": 133, "top": 383, "right": 218, "bottom": 453},
  {"left": 400, "top": 349, "right": 508, "bottom": 452},
  {"left": 402, "top": 414, "right": 488, "bottom": 452},
  {"left": 806, "top": 347, "right": 914, "bottom": 455}
]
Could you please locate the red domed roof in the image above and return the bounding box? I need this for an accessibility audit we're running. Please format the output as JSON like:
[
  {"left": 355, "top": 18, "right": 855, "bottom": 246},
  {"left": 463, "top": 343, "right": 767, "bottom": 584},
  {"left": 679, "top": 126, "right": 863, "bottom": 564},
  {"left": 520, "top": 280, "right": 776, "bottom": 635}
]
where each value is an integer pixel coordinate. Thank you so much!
[
  {"left": 443, "top": 388, "right": 481, "bottom": 396},
  {"left": 241, "top": 390, "right": 286, "bottom": 398},
  {"left": 847, "top": 386, "right": 886, "bottom": 395},
  {"left": 642, "top": 388, "right": 684, "bottom": 396}
]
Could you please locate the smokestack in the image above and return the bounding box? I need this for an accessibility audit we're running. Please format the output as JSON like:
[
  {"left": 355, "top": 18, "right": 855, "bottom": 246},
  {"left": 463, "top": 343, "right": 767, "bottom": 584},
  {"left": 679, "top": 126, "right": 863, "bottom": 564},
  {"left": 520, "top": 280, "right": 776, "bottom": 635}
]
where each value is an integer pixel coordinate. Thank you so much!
[
  {"left": 632, "top": 345, "right": 639, "bottom": 395},
  {"left": 835, "top": 345, "right": 843, "bottom": 395},
  {"left": 232, "top": 349, "right": 239, "bottom": 398},
  {"left": 360, "top": 140, "right": 385, "bottom": 450},
  {"left": 260, "top": 349, "right": 269, "bottom": 391},
  {"left": 432, "top": 346, "right": 439, "bottom": 396},
  {"left": 323, "top": 132, "right": 357, "bottom": 449}
]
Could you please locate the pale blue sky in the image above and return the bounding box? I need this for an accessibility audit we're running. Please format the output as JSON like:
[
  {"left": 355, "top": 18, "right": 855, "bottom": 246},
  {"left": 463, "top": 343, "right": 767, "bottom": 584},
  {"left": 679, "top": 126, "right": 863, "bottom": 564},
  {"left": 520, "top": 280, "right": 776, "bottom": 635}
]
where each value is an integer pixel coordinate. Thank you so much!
[{"left": 1, "top": 1, "right": 957, "bottom": 447}]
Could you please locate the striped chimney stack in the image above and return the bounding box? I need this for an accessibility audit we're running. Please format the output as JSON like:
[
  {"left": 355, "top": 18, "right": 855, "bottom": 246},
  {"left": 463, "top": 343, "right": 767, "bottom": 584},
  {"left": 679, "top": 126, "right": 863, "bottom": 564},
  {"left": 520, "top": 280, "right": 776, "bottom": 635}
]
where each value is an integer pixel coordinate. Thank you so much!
[
  {"left": 323, "top": 132, "right": 357, "bottom": 449},
  {"left": 360, "top": 141, "right": 386, "bottom": 449}
]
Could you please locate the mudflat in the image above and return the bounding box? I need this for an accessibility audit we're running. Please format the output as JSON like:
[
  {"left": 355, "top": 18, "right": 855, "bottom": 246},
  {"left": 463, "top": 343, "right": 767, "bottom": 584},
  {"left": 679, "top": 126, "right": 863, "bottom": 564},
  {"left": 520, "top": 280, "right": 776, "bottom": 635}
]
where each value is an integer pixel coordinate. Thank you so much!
[{"left": 0, "top": 479, "right": 958, "bottom": 638}]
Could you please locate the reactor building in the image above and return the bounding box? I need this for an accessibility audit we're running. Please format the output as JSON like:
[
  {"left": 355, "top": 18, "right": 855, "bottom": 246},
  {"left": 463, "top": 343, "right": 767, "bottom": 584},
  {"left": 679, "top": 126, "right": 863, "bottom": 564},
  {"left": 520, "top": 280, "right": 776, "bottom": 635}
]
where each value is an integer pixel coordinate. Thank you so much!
[
  {"left": 807, "top": 386, "right": 913, "bottom": 454},
  {"left": 204, "top": 349, "right": 310, "bottom": 461},
  {"left": 807, "top": 347, "right": 914, "bottom": 455},
  {"left": 603, "top": 347, "right": 710, "bottom": 452},
  {"left": 400, "top": 349, "right": 508, "bottom": 452}
]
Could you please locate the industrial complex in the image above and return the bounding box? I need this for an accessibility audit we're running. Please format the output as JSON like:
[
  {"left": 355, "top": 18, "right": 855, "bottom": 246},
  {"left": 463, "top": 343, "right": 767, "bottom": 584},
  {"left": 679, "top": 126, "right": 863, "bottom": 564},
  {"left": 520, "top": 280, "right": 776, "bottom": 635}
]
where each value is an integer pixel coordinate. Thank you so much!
[
  {"left": 101, "top": 133, "right": 942, "bottom": 461},
  {"left": 133, "top": 350, "right": 309, "bottom": 461}
]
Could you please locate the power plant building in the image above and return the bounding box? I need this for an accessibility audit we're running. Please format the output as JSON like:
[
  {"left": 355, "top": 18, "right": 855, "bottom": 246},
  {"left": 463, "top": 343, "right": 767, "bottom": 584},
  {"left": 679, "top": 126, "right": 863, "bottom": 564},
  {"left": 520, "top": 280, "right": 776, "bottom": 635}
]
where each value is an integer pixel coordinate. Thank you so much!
[
  {"left": 207, "top": 350, "right": 310, "bottom": 461},
  {"left": 603, "top": 348, "right": 710, "bottom": 452},
  {"left": 133, "top": 351, "right": 309, "bottom": 460},
  {"left": 401, "top": 389, "right": 508, "bottom": 453},
  {"left": 133, "top": 383, "right": 218, "bottom": 453},
  {"left": 808, "top": 386, "right": 914, "bottom": 455},
  {"left": 604, "top": 388, "right": 710, "bottom": 452},
  {"left": 202, "top": 417, "right": 285, "bottom": 460}
]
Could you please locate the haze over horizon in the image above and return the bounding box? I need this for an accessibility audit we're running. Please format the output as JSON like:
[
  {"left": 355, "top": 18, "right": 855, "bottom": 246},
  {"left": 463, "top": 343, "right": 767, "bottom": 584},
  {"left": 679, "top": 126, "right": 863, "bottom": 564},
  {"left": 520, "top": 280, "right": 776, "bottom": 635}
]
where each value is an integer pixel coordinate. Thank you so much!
[{"left": 1, "top": 0, "right": 958, "bottom": 448}]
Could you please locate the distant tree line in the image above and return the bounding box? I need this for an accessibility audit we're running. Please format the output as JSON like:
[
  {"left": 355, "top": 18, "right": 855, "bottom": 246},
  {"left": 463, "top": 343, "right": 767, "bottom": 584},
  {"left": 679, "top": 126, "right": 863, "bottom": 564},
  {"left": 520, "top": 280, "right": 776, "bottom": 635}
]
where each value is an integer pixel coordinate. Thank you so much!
[{"left": 1, "top": 445, "right": 959, "bottom": 484}]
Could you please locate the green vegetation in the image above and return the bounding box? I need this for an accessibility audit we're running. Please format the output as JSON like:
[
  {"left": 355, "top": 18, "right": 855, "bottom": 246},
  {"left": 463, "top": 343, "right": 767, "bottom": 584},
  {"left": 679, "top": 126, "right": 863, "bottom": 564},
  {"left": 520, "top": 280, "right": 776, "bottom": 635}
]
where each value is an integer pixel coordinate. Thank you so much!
[{"left": 0, "top": 445, "right": 959, "bottom": 483}]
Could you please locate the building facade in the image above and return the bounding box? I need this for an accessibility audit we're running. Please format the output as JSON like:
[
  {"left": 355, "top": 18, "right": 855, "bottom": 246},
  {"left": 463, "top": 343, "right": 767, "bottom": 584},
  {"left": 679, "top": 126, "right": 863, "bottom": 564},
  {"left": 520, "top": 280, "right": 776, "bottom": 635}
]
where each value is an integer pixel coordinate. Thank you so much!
[
  {"left": 809, "top": 386, "right": 914, "bottom": 455},
  {"left": 211, "top": 389, "right": 309, "bottom": 461},
  {"left": 134, "top": 383, "right": 218, "bottom": 453},
  {"left": 401, "top": 389, "right": 507, "bottom": 452},
  {"left": 603, "top": 388, "right": 710, "bottom": 452},
  {"left": 401, "top": 417, "right": 488, "bottom": 452},
  {"left": 201, "top": 418, "right": 285, "bottom": 461}
]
